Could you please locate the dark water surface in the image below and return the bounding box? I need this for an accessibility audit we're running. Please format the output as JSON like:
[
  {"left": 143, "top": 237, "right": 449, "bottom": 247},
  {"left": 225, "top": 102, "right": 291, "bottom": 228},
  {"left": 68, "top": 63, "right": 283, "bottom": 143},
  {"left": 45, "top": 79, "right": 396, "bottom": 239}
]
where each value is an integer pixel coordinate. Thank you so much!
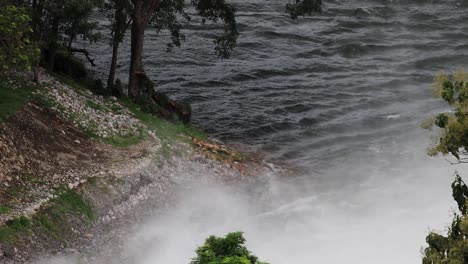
[
  {"left": 86, "top": 1, "right": 468, "bottom": 263},
  {"left": 90, "top": 0, "right": 468, "bottom": 167}
]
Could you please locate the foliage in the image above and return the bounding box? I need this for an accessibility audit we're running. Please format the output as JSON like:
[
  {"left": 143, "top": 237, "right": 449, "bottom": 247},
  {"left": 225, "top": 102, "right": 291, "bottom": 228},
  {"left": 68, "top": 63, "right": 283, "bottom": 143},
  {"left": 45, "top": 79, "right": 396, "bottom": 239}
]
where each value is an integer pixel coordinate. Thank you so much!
[
  {"left": 191, "top": 232, "right": 268, "bottom": 264},
  {"left": 426, "top": 69, "right": 468, "bottom": 162},
  {"left": 0, "top": 4, "right": 39, "bottom": 72},
  {"left": 286, "top": 0, "right": 322, "bottom": 19},
  {"left": 423, "top": 174, "right": 468, "bottom": 264},
  {"left": 29, "top": 0, "right": 102, "bottom": 71},
  {"left": 191, "top": 0, "right": 239, "bottom": 58},
  {"left": 34, "top": 0, "right": 102, "bottom": 46}
]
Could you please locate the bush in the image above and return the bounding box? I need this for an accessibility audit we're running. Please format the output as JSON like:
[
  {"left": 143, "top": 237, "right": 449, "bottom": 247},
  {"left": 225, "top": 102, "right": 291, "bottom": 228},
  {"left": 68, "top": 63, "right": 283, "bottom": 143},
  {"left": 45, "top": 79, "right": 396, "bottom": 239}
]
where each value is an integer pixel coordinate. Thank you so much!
[
  {"left": 426, "top": 69, "right": 468, "bottom": 161},
  {"left": 191, "top": 232, "right": 268, "bottom": 264},
  {"left": 423, "top": 174, "right": 468, "bottom": 264},
  {"left": 46, "top": 47, "right": 87, "bottom": 78}
]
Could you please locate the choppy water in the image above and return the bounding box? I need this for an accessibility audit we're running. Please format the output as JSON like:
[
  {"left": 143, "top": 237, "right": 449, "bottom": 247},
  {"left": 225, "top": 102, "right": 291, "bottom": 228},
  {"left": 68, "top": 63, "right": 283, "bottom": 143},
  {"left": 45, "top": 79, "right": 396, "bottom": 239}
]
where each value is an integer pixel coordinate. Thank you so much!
[{"left": 86, "top": 0, "right": 468, "bottom": 263}]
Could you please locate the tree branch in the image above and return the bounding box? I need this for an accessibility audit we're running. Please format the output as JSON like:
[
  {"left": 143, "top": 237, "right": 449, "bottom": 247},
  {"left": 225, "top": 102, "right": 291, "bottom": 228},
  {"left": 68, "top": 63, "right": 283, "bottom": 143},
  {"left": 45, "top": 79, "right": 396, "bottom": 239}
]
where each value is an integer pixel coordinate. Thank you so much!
[{"left": 68, "top": 47, "right": 96, "bottom": 67}]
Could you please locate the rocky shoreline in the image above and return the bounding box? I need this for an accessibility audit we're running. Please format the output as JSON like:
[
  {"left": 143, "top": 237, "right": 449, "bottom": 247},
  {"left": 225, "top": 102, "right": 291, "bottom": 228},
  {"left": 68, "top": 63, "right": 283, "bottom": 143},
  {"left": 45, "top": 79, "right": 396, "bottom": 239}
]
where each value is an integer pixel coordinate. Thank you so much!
[{"left": 0, "top": 74, "right": 276, "bottom": 263}]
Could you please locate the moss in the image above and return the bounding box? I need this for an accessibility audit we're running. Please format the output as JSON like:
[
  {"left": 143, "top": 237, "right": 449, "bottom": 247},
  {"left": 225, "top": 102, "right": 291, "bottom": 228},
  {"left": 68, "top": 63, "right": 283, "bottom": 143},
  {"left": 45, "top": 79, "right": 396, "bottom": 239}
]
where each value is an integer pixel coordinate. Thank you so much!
[{"left": 0, "top": 78, "right": 38, "bottom": 122}]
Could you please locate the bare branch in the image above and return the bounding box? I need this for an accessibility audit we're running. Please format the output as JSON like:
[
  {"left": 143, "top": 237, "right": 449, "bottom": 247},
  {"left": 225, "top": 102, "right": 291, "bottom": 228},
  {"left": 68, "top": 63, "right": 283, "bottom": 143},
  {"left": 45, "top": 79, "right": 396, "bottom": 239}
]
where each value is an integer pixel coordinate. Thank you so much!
[{"left": 68, "top": 47, "right": 96, "bottom": 67}]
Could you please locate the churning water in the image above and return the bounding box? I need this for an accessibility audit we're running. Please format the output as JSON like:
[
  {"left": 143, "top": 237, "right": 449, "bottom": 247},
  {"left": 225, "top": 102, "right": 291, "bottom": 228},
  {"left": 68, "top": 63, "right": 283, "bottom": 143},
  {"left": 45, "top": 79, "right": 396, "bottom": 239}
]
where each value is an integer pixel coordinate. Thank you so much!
[{"left": 86, "top": 0, "right": 468, "bottom": 263}]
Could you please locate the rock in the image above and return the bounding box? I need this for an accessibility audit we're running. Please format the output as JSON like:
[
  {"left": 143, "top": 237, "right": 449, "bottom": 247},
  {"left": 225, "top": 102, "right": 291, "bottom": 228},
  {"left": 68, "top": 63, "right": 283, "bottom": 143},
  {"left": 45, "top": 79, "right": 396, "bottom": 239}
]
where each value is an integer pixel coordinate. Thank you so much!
[
  {"left": 74, "top": 140, "right": 81, "bottom": 144},
  {"left": 1, "top": 245, "right": 16, "bottom": 258}
]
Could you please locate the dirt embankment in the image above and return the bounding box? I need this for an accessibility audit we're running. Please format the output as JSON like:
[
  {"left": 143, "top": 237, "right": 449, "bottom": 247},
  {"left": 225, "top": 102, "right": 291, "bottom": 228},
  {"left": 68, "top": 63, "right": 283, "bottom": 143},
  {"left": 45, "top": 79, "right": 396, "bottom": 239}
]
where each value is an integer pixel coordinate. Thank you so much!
[{"left": 0, "top": 75, "right": 274, "bottom": 263}]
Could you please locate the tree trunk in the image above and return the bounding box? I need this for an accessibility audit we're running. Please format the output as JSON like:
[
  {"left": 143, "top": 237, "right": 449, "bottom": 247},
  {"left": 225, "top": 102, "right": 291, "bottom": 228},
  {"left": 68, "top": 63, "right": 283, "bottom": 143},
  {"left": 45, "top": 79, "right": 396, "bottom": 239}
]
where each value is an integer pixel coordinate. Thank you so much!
[
  {"left": 107, "top": 39, "right": 120, "bottom": 89},
  {"left": 46, "top": 19, "right": 59, "bottom": 72},
  {"left": 128, "top": 8, "right": 145, "bottom": 99},
  {"left": 107, "top": 6, "right": 128, "bottom": 90}
]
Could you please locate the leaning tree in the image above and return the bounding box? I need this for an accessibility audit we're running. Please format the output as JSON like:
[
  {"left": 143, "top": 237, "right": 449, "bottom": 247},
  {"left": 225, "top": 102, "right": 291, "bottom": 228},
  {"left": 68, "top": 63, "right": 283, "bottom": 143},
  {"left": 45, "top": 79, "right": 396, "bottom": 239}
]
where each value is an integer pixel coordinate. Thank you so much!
[{"left": 104, "top": 0, "right": 322, "bottom": 99}]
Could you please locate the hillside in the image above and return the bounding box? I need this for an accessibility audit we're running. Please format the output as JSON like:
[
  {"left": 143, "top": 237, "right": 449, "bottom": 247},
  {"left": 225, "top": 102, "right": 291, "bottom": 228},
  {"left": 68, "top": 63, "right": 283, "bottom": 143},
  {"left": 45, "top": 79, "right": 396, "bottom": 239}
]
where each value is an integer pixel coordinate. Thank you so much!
[{"left": 0, "top": 72, "right": 271, "bottom": 263}]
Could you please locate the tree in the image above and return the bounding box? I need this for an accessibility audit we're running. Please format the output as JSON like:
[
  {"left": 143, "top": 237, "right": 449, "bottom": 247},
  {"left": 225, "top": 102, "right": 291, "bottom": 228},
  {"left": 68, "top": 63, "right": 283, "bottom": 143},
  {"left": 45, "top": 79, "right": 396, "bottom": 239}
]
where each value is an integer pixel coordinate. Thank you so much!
[
  {"left": 30, "top": 0, "right": 102, "bottom": 71},
  {"left": 103, "top": 0, "right": 131, "bottom": 89},
  {"left": 191, "top": 232, "right": 269, "bottom": 264},
  {"left": 124, "top": 0, "right": 239, "bottom": 99},
  {"left": 424, "top": 69, "right": 468, "bottom": 163},
  {"left": 0, "top": 4, "right": 39, "bottom": 74},
  {"left": 421, "top": 70, "right": 468, "bottom": 263},
  {"left": 117, "top": 0, "right": 322, "bottom": 99},
  {"left": 422, "top": 174, "right": 468, "bottom": 264}
]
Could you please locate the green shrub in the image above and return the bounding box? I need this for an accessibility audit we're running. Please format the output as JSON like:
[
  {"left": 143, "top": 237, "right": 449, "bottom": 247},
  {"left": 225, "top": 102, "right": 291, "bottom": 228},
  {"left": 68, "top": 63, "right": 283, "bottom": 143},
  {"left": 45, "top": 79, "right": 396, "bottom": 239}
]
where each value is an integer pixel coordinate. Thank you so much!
[
  {"left": 423, "top": 174, "right": 468, "bottom": 264},
  {"left": 191, "top": 232, "right": 268, "bottom": 264}
]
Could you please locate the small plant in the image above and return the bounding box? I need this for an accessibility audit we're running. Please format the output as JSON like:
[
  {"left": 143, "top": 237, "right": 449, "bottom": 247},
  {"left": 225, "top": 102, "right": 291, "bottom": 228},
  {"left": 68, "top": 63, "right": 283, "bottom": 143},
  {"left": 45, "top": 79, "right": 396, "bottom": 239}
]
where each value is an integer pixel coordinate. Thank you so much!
[{"left": 191, "top": 232, "right": 268, "bottom": 264}]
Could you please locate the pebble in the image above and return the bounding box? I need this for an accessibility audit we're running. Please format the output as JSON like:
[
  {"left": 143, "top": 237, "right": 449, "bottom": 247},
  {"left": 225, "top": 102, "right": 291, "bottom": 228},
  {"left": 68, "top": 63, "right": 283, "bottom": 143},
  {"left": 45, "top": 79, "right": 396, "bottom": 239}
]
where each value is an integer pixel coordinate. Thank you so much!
[{"left": 39, "top": 77, "right": 144, "bottom": 142}]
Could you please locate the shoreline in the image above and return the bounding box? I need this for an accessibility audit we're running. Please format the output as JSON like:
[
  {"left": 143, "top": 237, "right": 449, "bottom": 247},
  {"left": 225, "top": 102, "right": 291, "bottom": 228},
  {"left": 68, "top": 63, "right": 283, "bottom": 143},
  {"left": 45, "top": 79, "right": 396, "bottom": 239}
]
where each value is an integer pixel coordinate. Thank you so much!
[{"left": 0, "top": 73, "right": 276, "bottom": 263}]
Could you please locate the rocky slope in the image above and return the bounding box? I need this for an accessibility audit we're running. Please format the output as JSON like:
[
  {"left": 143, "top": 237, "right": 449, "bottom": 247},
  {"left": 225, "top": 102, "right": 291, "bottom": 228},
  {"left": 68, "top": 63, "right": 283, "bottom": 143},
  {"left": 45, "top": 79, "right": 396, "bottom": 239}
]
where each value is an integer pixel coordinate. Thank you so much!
[{"left": 0, "top": 73, "right": 274, "bottom": 263}]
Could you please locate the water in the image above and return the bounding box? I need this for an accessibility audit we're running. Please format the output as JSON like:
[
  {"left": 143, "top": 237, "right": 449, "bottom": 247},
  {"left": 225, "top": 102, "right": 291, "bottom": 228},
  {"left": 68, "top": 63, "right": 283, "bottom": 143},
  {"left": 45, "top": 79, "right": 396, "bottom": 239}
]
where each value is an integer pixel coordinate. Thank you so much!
[{"left": 85, "top": 0, "right": 468, "bottom": 263}]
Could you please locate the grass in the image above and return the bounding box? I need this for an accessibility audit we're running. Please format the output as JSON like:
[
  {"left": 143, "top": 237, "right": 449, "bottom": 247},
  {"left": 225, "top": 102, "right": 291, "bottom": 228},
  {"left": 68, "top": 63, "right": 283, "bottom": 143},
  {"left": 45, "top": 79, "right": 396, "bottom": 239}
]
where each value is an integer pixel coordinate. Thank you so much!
[
  {"left": 0, "top": 216, "right": 32, "bottom": 244},
  {"left": 120, "top": 99, "right": 207, "bottom": 150},
  {"left": 0, "top": 188, "right": 94, "bottom": 245},
  {"left": 103, "top": 132, "right": 145, "bottom": 148},
  {"left": 32, "top": 187, "right": 94, "bottom": 240},
  {"left": 0, "top": 205, "right": 11, "bottom": 215},
  {"left": 0, "top": 78, "right": 38, "bottom": 122},
  {"left": 38, "top": 73, "right": 207, "bottom": 150}
]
